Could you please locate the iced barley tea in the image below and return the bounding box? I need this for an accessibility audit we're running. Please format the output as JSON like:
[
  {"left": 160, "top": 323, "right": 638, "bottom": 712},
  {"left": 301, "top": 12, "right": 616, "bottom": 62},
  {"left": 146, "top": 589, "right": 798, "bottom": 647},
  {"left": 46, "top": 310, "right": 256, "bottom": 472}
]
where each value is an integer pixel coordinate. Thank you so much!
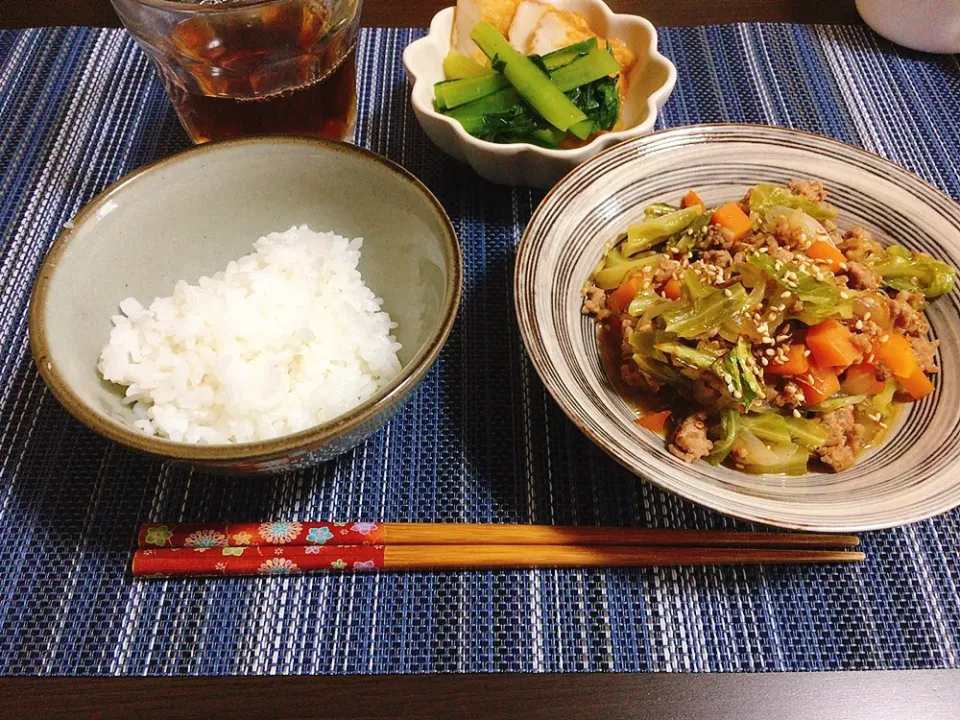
[{"left": 111, "top": 0, "right": 362, "bottom": 143}]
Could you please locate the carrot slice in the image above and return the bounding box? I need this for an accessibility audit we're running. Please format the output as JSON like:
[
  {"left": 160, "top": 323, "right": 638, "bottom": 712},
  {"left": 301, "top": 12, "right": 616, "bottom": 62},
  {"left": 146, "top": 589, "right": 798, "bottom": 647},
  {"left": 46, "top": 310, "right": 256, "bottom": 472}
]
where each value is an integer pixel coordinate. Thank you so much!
[
  {"left": 663, "top": 276, "right": 682, "bottom": 300},
  {"left": 874, "top": 333, "right": 919, "bottom": 379},
  {"left": 840, "top": 363, "right": 885, "bottom": 396},
  {"left": 898, "top": 366, "right": 935, "bottom": 400},
  {"left": 710, "top": 202, "right": 753, "bottom": 242},
  {"left": 636, "top": 410, "right": 672, "bottom": 432},
  {"left": 806, "top": 319, "right": 862, "bottom": 368},
  {"left": 608, "top": 275, "right": 642, "bottom": 313},
  {"left": 681, "top": 190, "right": 703, "bottom": 209},
  {"left": 796, "top": 363, "right": 841, "bottom": 406},
  {"left": 805, "top": 240, "right": 847, "bottom": 273},
  {"left": 765, "top": 343, "right": 810, "bottom": 376}
]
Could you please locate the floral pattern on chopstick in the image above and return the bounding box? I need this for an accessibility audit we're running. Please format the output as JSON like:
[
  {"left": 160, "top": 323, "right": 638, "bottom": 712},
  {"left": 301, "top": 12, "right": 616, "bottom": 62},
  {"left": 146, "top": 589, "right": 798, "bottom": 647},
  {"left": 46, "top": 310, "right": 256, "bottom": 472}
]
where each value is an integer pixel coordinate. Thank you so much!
[
  {"left": 137, "top": 521, "right": 384, "bottom": 548},
  {"left": 131, "top": 544, "right": 386, "bottom": 578},
  {"left": 184, "top": 530, "right": 228, "bottom": 547},
  {"left": 258, "top": 522, "right": 302, "bottom": 544}
]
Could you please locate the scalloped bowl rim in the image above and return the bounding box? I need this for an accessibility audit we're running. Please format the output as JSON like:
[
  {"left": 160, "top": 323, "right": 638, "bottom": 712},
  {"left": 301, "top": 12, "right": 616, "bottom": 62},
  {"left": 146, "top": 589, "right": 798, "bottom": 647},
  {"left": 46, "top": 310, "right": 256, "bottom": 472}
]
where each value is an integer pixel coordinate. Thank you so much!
[{"left": 402, "top": 2, "right": 678, "bottom": 159}]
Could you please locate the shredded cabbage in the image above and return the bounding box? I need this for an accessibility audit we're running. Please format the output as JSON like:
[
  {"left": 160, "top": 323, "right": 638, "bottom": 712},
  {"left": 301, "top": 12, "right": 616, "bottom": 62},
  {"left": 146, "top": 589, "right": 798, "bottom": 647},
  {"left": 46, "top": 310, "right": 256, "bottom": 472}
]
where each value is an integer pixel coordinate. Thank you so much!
[
  {"left": 624, "top": 206, "right": 704, "bottom": 256},
  {"left": 869, "top": 245, "right": 956, "bottom": 299},
  {"left": 706, "top": 409, "right": 739, "bottom": 465},
  {"left": 662, "top": 284, "right": 748, "bottom": 338},
  {"left": 808, "top": 394, "right": 866, "bottom": 413},
  {"left": 748, "top": 184, "right": 837, "bottom": 221},
  {"left": 593, "top": 252, "right": 665, "bottom": 290}
]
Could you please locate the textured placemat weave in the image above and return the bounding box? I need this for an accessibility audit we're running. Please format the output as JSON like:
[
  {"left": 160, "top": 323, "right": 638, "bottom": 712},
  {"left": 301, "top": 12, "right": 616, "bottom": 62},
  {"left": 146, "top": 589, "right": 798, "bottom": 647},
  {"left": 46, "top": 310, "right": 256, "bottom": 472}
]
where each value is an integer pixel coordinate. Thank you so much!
[{"left": 1, "top": 24, "right": 959, "bottom": 675}]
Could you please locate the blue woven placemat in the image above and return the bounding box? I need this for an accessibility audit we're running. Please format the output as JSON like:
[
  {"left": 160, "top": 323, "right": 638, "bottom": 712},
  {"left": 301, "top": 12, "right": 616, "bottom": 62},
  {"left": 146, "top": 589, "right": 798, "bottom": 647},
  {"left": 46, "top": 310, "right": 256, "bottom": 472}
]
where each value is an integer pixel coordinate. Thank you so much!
[{"left": 1, "top": 24, "right": 959, "bottom": 675}]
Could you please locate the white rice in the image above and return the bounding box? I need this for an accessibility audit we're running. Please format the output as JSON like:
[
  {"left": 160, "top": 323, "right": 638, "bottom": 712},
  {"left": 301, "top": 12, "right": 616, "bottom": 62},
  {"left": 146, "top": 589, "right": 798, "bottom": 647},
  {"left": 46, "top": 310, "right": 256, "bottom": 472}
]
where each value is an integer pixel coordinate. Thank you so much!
[{"left": 98, "top": 225, "right": 402, "bottom": 444}]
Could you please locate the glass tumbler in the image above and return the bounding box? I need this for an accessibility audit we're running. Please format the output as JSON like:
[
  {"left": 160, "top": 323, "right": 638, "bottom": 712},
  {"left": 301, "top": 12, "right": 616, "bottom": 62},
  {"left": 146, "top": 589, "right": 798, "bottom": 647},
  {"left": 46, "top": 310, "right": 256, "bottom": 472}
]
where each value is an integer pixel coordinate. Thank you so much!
[{"left": 110, "top": 0, "right": 363, "bottom": 142}]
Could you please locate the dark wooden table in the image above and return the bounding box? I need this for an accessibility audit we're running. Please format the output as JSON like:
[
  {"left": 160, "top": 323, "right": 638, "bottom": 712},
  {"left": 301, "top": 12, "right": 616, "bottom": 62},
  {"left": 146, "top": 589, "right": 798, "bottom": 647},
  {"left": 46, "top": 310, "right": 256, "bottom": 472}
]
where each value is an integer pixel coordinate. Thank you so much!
[
  {"left": 2, "top": 0, "right": 861, "bottom": 29},
  {"left": 2, "top": 1, "right": 957, "bottom": 717}
]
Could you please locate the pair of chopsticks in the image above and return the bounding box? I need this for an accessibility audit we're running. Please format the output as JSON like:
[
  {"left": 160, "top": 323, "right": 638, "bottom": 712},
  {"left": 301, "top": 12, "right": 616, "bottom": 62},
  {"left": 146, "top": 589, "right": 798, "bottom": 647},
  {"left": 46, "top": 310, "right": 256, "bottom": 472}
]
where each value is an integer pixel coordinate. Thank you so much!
[{"left": 132, "top": 522, "right": 863, "bottom": 578}]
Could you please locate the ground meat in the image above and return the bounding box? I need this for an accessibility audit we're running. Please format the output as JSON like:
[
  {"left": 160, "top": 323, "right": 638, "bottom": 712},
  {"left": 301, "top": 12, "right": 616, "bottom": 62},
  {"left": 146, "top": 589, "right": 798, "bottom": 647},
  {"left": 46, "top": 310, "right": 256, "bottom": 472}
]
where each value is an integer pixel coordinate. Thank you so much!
[
  {"left": 770, "top": 245, "right": 795, "bottom": 264},
  {"left": 889, "top": 290, "right": 930, "bottom": 336},
  {"left": 668, "top": 411, "right": 713, "bottom": 462},
  {"left": 770, "top": 382, "right": 803, "bottom": 408},
  {"left": 700, "top": 224, "right": 736, "bottom": 251},
  {"left": 845, "top": 261, "right": 880, "bottom": 291},
  {"left": 788, "top": 179, "right": 829, "bottom": 204},
  {"left": 908, "top": 335, "right": 940, "bottom": 373},
  {"left": 840, "top": 227, "right": 884, "bottom": 263},
  {"left": 817, "top": 406, "right": 866, "bottom": 472},
  {"left": 652, "top": 258, "right": 682, "bottom": 284},
  {"left": 850, "top": 332, "right": 873, "bottom": 356},
  {"left": 769, "top": 217, "right": 809, "bottom": 251},
  {"left": 700, "top": 249, "right": 733, "bottom": 268},
  {"left": 582, "top": 283, "right": 608, "bottom": 318}
]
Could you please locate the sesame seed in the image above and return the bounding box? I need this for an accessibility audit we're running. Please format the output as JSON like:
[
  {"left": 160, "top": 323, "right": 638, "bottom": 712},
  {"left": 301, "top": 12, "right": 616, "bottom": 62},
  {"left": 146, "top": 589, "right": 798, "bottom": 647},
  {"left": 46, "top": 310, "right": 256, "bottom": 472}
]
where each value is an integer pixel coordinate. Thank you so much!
[
  {"left": 733, "top": 390, "right": 743, "bottom": 399},
  {"left": 759, "top": 247, "right": 769, "bottom": 254},
  {"left": 760, "top": 357, "right": 769, "bottom": 366},
  {"left": 780, "top": 291, "right": 792, "bottom": 298},
  {"left": 880, "top": 334, "right": 890, "bottom": 343},
  {"left": 765, "top": 348, "right": 776, "bottom": 356},
  {"left": 774, "top": 260, "right": 783, "bottom": 271},
  {"left": 792, "top": 409, "right": 802, "bottom": 418},
  {"left": 776, "top": 334, "right": 790, "bottom": 342},
  {"left": 642, "top": 265, "right": 653, "bottom": 274},
  {"left": 839, "top": 262, "right": 848, "bottom": 270},
  {"left": 864, "top": 312, "right": 872, "bottom": 321},
  {"left": 723, "top": 373, "right": 733, "bottom": 383},
  {"left": 855, "top": 320, "right": 864, "bottom": 330},
  {"left": 879, "top": 421, "right": 888, "bottom": 429},
  {"left": 839, "top": 291, "right": 849, "bottom": 299},
  {"left": 723, "top": 288, "right": 733, "bottom": 298},
  {"left": 866, "top": 354, "right": 875, "bottom": 363},
  {"left": 803, "top": 349, "right": 811, "bottom": 357}
]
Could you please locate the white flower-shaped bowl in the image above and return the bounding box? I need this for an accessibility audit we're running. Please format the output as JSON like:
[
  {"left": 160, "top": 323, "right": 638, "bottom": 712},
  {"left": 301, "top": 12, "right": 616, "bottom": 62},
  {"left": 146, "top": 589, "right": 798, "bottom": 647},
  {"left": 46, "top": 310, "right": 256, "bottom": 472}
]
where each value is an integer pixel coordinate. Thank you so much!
[{"left": 402, "top": 0, "right": 677, "bottom": 189}]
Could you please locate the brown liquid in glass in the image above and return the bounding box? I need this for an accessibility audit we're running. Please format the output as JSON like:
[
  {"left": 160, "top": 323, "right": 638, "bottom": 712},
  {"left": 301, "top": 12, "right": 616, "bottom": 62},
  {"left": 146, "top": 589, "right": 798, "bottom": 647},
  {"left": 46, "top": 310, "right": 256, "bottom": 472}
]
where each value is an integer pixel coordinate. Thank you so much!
[{"left": 166, "top": 2, "right": 357, "bottom": 142}]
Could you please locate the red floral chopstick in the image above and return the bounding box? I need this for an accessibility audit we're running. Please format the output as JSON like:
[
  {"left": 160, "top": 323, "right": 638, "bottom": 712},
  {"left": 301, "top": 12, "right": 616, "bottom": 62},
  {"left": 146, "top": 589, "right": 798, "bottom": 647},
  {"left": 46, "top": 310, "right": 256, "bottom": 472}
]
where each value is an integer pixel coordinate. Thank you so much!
[
  {"left": 133, "top": 544, "right": 385, "bottom": 578},
  {"left": 138, "top": 521, "right": 384, "bottom": 549}
]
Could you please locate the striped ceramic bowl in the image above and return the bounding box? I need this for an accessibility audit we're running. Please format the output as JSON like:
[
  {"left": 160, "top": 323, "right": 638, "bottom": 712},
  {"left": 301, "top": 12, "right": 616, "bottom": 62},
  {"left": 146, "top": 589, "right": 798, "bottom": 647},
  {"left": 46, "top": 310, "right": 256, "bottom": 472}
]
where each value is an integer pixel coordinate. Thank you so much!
[{"left": 515, "top": 124, "right": 960, "bottom": 531}]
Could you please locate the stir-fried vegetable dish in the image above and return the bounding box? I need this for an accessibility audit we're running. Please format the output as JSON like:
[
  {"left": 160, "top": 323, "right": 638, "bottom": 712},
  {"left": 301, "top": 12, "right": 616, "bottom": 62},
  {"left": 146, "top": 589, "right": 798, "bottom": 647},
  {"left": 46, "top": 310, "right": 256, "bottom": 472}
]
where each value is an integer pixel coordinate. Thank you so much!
[{"left": 582, "top": 180, "right": 956, "bottom": 474}]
